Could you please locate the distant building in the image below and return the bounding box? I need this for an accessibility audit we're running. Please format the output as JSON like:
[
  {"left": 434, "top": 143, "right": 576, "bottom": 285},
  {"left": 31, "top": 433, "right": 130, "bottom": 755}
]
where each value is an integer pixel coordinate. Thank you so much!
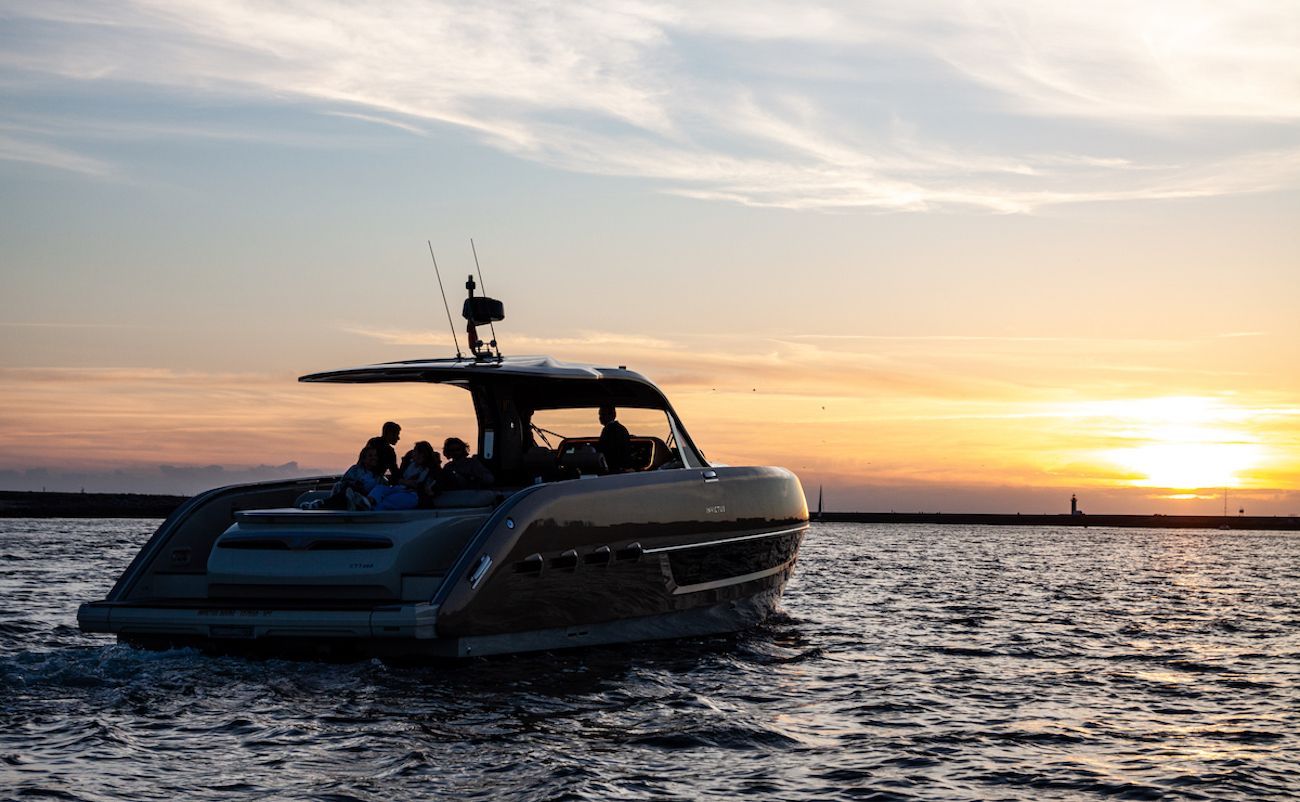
[{"left": 1071, "top": 494, "right": 1084, "bottom": 516}]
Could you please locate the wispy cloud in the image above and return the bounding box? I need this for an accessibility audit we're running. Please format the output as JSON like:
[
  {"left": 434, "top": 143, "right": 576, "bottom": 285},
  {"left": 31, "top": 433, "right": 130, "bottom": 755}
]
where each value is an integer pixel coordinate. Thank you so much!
[
  {"left": 930, "top": 2, "right": 1300, "bottom": 120},
  {"left": 790, "top": 333, "right": 1183, "bottom": 343},
  {"left": 2, "top": 1, "right": 1296, "bottom": 211},
  {"left": 333, "top": 324, "right": 1272, "bottom": 419},
  {"left": 0, "top": 321, "right": 143, "bottom": 328},
  {"left": 0, "top": 364, "right": 478, "bottom": 472},
  {"left": 344, "top": 326, "right": 677, "bottom": 350},
  {"left": 322, "top": 110, "right": 428, "bottom": 135},
  {"left": 0, "top": 132, "right": 114, "bottom": 176}
]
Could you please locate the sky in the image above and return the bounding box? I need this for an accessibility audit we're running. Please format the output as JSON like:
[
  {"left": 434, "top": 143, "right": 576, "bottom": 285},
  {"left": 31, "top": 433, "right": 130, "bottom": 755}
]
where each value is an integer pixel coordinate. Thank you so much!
[{"left": 2, "top": 1, "right": 1298, "bottom": 514}]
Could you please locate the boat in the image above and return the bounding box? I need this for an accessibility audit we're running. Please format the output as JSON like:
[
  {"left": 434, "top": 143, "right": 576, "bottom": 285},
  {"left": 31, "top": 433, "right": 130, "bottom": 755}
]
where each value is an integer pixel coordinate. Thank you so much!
[{"left": 77, "top": 277, "right": 808, "bottom": 658}]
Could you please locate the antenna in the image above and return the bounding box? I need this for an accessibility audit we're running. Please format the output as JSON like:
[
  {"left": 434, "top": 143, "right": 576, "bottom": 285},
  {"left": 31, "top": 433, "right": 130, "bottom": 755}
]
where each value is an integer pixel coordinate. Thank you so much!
[
  {"left": 470, "top": 238, "right": 500, "bottom": 357},
  {"left": 427, "top": 241, "right": 462, "bottom": 359}
]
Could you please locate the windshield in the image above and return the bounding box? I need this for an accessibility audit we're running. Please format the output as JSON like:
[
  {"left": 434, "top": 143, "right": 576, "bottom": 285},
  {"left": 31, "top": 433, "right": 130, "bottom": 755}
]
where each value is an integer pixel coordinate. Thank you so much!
[{"left": 529, "top": 407, "right": 673, "bottom": 448}]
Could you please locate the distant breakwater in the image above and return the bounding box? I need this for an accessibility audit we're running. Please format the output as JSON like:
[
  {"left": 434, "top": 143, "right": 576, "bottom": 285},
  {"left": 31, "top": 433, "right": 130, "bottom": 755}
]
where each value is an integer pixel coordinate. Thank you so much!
[
  {"left": 0, "top": 491, "right": 188, "bottom": 518},
  {"left": 819, "top": 511, "right": 1300, "bottom": 530},
  {"left": 3, "top": 490, "right": 1298, "bottom": 530}
]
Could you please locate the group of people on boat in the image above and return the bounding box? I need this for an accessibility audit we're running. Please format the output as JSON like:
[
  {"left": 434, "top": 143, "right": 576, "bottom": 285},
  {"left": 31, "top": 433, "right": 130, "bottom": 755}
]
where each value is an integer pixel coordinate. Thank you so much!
[
  {"left": 303, "top": 405, "right": 638, "bottom": 511},
  {"left": 304, "top": 421, "right": 494, "bottom": 511}
]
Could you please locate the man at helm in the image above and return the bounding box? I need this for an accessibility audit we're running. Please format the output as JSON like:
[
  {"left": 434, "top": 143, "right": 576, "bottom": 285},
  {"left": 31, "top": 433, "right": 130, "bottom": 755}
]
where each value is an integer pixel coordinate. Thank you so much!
[{"left": 596, "top": 404, "right": 632, "bottom": 473}]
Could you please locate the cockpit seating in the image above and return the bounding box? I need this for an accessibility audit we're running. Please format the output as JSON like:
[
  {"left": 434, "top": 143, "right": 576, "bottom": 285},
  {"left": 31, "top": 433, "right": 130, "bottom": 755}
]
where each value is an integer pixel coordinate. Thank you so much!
[
  {"left": 558, "top": 444, "right": 607, "bottom": 477},
  {"left": 639, "top": 437, "right": 673, "bottom": 470},
  {"left": 557, "top": 436, "right": 671, "bottom": 473},
  {"left": 522, "top": 446, "right": 559, "bottom": 483}
]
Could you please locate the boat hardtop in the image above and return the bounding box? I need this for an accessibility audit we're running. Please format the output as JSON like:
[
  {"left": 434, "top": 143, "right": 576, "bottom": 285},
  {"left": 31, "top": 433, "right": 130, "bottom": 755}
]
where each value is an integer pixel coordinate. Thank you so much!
[
  {"left": 301, "top": 354, "right": 643, "bottom": 382},
  {"left": 298, "top": 353, "right": 709, "bottom": 477}
]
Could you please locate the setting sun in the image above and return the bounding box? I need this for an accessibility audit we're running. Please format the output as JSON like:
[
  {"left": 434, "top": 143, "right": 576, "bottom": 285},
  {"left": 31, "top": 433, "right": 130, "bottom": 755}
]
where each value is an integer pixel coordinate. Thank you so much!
[
  {"left": 1113, "top": 442, "right": 1263, "bottom": 490},
  {"left": 1086, "top": 397, "right": 1268, "bottom": 490}
]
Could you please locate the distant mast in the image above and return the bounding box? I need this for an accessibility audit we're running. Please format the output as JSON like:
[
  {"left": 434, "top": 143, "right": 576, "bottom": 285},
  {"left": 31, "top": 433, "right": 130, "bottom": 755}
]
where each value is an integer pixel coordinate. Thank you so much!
[{"left": 816, "top": 485, "right": 823, "bottom": 521}]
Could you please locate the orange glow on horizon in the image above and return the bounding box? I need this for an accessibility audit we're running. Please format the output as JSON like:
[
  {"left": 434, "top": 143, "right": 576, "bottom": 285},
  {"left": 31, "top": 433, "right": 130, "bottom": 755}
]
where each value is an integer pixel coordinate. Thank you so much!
[{"left": 1, "top": 339, "right": 1298, "bottom": 512}]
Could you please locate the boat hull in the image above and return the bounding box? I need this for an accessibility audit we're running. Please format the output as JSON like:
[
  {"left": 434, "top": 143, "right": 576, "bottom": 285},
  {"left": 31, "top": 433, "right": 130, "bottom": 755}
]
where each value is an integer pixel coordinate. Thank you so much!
[{"left": 78, "top": 467, "right": 808, "bottom": 659}]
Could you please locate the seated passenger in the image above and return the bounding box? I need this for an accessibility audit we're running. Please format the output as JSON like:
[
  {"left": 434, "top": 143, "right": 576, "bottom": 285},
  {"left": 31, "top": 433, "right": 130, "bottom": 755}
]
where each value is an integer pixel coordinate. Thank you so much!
[
  {"left": 365, "top": 421, "right": 403, "bottom": 485},
  {"left": 305, "top": 446, "right": 385, "bottom": 510},
  {"left": 369, "top": 440, "right": 439, "bottom": 510},
  {"left": 596, "top": 404, "right": 632, "bottom": 473},
  {"left": 440, "top": 437, "right": 494, "bottom": 489},
  {"left": 405, "top": 440, "right": 442, "bottom": 495}
]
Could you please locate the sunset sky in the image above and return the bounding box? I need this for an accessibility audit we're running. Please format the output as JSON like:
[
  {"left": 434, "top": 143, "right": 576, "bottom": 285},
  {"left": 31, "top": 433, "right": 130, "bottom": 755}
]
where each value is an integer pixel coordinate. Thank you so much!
[{"left": 2, "top": 2, "right": 1298, "bottom": 514}]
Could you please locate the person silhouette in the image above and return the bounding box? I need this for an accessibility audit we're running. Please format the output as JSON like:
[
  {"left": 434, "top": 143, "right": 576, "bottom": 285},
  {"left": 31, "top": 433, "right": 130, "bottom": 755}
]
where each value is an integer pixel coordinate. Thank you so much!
[
  {"left": 365, "top": 421, "right": 402, "bottom": 484},
  {"left": 596, "top": 404, "right": 631, "bottom": 473},
  {"left": 440, "top": 437, "right": 494, "bottom": 489}
]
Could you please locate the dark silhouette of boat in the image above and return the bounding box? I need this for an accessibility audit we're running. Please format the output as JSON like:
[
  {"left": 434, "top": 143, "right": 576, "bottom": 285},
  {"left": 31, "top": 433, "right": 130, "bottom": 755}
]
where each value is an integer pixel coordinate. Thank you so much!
[{"left": 78, "top": 278, "right": 807, "bottom": 658}]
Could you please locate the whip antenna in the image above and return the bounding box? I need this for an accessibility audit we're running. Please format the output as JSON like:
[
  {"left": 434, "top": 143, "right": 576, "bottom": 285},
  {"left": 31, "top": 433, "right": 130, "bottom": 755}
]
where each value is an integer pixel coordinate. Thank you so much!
[
  {"left": 428, "top": 240, "right": 462, "bottom": 359},
  {"left": 470, "top": 238, "right": 500, "bottom": 356}
]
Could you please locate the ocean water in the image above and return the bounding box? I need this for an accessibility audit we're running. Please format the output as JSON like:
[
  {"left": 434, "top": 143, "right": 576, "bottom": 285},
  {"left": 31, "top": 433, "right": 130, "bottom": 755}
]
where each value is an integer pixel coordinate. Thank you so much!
[{"left": 2, "top": 520, "right": 1298, "bottom": 802}]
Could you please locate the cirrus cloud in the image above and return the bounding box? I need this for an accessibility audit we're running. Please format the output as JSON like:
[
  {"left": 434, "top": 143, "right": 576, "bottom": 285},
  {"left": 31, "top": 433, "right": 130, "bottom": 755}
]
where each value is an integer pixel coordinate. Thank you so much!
[{"left": 1, "top": 1, "right": 1297, "bottom": 211}]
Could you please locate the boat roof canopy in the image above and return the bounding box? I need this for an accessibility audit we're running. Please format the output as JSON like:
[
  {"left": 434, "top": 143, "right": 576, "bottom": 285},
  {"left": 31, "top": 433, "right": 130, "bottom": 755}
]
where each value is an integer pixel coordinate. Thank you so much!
[{"left": 299, "top": 355, "right": 672, "bottom": 411}]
